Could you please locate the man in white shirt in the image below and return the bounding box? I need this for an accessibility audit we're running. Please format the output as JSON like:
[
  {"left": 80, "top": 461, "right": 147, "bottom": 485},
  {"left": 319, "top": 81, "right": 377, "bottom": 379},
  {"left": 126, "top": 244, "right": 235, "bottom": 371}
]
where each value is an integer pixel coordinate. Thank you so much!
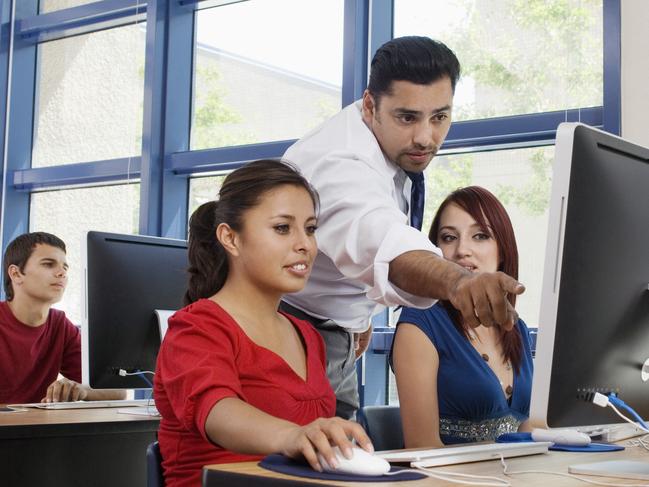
[{"left": 282, "top": 36, "right": 524, "bottom": 419}]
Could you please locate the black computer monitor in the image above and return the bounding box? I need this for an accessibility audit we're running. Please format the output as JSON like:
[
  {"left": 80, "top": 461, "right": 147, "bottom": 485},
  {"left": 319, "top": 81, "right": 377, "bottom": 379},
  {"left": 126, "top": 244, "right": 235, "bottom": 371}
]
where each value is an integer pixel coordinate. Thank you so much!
[
  {"left": 81, "top": 231, "right": 188, "bottom": 389},
  {"left": 530, "top": 123, "right": 649, "bottom": 437}
]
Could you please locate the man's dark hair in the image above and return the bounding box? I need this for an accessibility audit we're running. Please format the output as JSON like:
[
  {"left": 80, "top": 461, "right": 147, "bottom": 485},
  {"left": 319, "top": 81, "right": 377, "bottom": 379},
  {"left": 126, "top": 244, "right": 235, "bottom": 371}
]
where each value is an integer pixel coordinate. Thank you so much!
[
  {"left": 3, "top": 232, "right": 66, "bottom": 301},
  {"left": 367, "top": 36, "right": 461, "bottom": 102}
]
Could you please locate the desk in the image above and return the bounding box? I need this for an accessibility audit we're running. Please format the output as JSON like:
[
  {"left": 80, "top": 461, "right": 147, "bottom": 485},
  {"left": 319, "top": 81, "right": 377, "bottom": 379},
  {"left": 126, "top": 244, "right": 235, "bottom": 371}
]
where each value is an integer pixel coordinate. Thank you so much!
[
  {"left": 0, "top": 407, "right": 159, "bottom": 487},
  {"left": 203, "top": 445, "right": 648, "bottom": 486}
]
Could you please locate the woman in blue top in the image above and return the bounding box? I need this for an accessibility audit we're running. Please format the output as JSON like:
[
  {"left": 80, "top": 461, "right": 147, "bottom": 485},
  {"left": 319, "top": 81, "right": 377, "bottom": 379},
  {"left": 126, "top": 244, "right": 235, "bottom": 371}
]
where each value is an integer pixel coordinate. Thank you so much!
[{"left": 391, "top": 186, "right": 533, "bottom": 447}]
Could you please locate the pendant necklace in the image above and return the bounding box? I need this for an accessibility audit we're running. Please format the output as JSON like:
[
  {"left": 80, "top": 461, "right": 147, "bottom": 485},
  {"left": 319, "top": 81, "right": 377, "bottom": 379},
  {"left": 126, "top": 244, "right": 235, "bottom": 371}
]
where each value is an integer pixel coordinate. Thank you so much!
[{"left": 469, "top": 330, "right": 513, "bottom": 396}]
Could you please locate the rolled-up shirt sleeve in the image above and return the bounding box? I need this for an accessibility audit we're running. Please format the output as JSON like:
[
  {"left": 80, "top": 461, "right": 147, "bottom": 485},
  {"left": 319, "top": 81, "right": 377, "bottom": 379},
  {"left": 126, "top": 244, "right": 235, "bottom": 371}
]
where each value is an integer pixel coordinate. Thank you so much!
[{"left": 309, "top": 153, "right": 441, "bottom": 309}]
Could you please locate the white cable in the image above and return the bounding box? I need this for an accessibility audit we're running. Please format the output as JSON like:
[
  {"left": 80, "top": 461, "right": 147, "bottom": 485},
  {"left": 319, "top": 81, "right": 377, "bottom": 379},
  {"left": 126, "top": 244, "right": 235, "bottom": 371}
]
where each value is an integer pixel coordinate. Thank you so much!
[
  {"left": 607, "top": 403, "right": 649, "bottom": 434},
  {"left": 592, "top": 392, "right": 610, "bottom": 408},
  {"left": 117, "top": 368, "right": 158, "bottom": 415},
  {"left": 501, "top": 455, "right": 649, "bottom": 487},
  {"left": 118, "top": 369, "right": 155, "bottom": 376},
  {"left": 626, "top": 434, "right": 649, "bottom": 452},
  {"left": 591, "top": 392, "right": 649, "bottom": 435},
  {"left": 387, "top": 466, "right": 510, "bottom": 486}
]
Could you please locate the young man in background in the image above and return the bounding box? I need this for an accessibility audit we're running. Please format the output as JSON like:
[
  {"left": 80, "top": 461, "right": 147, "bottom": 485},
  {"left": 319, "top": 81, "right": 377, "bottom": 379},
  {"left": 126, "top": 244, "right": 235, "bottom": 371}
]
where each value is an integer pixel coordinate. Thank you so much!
[{"left": 0, "top": 231, "right": 125, "bottom": 404}]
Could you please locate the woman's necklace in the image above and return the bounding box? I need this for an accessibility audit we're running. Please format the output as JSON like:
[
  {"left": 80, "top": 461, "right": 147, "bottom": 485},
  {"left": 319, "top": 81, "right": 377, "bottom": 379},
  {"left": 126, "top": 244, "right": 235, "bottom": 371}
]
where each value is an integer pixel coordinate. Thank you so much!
[{"left": 468, "top": 329, "right": 513, "bottom": 397}]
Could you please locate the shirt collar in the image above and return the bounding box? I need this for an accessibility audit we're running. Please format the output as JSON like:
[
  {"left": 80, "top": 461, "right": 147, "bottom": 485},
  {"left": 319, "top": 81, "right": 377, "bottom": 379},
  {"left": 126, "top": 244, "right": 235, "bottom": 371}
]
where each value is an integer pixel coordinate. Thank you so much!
[{"left": 352, "top": 100, "right": 402, "bottom": 181}]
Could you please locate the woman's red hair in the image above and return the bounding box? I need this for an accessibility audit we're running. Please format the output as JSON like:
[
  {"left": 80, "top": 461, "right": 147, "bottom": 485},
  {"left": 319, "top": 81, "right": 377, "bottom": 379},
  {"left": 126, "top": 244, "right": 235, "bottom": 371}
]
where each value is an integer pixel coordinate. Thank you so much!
[{"left": 429, "top": 186, "right": 523, "bottom": 372}]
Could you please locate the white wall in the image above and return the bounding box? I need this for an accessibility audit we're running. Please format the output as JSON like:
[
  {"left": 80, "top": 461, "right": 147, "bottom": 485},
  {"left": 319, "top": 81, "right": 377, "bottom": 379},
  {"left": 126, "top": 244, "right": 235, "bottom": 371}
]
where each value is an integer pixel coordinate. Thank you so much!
[{"left": 621, "top": 0, "right": 649, "bottom": 147}]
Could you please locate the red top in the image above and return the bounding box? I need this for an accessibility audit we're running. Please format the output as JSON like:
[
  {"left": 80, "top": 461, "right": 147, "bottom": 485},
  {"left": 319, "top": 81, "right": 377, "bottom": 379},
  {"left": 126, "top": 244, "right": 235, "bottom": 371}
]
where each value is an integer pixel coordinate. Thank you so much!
[
  {"left": 0, "top": 301, "right": 81, "bottom": 404},
  {"left": 154, "top": 299, "right": 336, "bottom": 487}
]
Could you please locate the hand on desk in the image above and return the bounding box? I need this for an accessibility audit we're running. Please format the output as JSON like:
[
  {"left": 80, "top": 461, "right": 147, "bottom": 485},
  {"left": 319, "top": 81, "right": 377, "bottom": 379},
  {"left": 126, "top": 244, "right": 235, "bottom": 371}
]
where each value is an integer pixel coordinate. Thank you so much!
[
  {"left": 42, "top": 377, "right": 88, "bottom": 403},
  {"left": 278, "top": 416, "right": 373, "bottom": 473},
  {"left": 41, "top": 378, "right": 127, "bottom": 403}
]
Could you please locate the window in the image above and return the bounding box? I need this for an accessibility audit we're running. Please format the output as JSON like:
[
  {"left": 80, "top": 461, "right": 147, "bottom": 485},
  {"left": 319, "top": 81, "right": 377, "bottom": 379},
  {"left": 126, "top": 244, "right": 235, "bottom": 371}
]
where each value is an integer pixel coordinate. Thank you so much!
[
  {"left": 39, "top": 0, "right": 98, "bottom": 14},
  {"left": 29, "top": 184, "right": 140, "bottom": 324},
  {"left": 191, "top": 0, "right": 344, "bottom": 149},
  {"left": 389, "top": 0, "right": 606, "bottom": 326},
  {"left": 382, "top": 0, "right": 610, "bottom": 407},
  {"left": 32, "top": 25, "right": 145, "bottom": 167},
  {"left": 188, "top": 175, "right": 227, "bottom": 217},
  {"left": 394, "top": 0, "right": 603, "bottom": 121},
  {"left": 1, "top": 0, "right": 619, "bottom": 409}
]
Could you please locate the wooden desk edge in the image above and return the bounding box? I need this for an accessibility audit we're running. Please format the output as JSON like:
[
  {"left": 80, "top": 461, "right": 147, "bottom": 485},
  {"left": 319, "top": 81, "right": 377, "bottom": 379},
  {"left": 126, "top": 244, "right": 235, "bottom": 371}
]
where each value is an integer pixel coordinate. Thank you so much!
[{"left": 0, "top": 406, "right": 160, "bottom": 439}]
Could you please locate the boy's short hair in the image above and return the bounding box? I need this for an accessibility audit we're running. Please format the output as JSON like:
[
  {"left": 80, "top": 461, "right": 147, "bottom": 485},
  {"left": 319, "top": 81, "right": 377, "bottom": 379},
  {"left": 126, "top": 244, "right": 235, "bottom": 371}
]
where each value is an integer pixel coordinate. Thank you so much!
[{"left": 3, "top": 232, "right": 67, "bottom": 301}]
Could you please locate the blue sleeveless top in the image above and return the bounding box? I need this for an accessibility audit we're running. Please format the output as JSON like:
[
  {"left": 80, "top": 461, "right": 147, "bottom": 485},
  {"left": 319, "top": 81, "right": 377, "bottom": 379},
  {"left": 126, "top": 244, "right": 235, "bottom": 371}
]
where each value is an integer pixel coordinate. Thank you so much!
[{"left": 391, "top": 303, "right": 533, "bottom": 445}]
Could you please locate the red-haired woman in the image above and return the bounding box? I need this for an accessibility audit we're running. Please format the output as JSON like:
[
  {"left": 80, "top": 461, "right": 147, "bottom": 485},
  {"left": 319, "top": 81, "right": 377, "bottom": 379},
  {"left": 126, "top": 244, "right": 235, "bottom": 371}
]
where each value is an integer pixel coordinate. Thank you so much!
[{"left": 391, "top": 186, "right": 533, "bottom": 448}]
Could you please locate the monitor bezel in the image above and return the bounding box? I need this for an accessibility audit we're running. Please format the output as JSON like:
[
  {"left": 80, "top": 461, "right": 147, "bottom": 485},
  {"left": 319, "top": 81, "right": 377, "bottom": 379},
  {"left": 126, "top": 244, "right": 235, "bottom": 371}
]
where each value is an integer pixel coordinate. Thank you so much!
[
  {"left": 81, "top": 231, "right": 188, "bottom": 389},
  {"left": 530, "top": 122, "right": 649, "bottom": 432}
]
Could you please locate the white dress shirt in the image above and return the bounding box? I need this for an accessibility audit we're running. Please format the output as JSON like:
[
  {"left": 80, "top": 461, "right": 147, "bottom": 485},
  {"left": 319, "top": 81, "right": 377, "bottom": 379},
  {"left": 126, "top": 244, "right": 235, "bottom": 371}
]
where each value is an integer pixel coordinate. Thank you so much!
[{"left": 282, "top": 101, "right": 441, "bottom": 332}]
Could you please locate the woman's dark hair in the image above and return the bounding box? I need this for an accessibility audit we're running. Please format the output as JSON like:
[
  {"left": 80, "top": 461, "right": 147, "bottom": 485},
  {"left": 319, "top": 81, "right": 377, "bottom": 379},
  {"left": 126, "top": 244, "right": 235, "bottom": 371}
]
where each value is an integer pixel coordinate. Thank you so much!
[
  {"left": 368, "top": 36, "right": 461, "bottom": 103},
  {"left": 429, "top": 186, "right": 523, "bottom": 372},
  {"left": 3, "top": 232, "right": 66, "bottom": 301},
  {"left": 184, "top": 159, "right": 319, "bottom": 305}
]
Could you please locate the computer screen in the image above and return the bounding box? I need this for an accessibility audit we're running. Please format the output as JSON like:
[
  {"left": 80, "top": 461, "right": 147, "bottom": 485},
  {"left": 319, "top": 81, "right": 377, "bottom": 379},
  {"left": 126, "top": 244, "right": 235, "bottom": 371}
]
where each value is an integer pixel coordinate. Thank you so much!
[
  {"left": 530, "top": 123, "right": 649, "bottom": 432},
  {"left": 81, "top": 231, "right": 188, "bottom": 389}
]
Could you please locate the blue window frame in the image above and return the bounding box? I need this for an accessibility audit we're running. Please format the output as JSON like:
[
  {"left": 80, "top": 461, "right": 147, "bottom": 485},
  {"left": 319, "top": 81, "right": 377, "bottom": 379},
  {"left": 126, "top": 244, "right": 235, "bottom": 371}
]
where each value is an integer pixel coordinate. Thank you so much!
[{"left": 0, "top": 0, "right": 621, "bottom": 405}]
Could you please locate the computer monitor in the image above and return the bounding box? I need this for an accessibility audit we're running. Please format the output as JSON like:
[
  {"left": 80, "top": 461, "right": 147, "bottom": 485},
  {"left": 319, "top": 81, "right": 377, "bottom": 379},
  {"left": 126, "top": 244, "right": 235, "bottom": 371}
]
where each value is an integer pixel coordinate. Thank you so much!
[
  {"left": 530, "top": 123, "right": 649, "bottom": 436},
  {"left": 81, "top": 231, "right": 188, "bottom": 389}
]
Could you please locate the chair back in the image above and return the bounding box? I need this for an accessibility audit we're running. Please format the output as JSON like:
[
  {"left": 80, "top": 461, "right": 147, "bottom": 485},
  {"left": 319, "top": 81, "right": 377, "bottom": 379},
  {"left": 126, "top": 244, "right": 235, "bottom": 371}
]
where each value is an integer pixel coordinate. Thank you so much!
[
  {"left": 358, "top": 405, "right": 404, "bottom": 451},
  {"left": 146, "top": 441, "right": 164, "bottom": 487}
]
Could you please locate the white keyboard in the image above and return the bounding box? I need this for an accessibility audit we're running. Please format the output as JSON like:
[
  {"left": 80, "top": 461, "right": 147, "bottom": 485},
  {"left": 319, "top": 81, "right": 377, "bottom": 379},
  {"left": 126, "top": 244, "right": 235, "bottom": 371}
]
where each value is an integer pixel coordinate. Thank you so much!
[
  {"left": 377, "top": 441, "right": 551, "bottom": 467},
  {"left": 10, "top": 399, "right": 154, "bottom": 410}
]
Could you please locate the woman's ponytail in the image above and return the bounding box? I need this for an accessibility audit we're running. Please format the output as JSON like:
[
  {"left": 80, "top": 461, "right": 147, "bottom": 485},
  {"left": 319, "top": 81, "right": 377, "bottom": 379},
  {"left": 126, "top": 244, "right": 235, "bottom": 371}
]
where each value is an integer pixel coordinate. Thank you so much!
[{"left": 184, "top": 201, "right": 229, "bottom": 305}]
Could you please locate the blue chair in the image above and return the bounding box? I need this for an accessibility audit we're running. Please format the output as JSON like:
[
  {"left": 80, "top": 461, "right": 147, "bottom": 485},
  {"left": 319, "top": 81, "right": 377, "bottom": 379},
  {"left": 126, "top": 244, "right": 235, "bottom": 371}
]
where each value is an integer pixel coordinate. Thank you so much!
[
  {"left": 147, "top": 441, "right": 164, "bottom": 487},
  {"left": 358, "top": 405, "right": 404, "bottom": 451}
]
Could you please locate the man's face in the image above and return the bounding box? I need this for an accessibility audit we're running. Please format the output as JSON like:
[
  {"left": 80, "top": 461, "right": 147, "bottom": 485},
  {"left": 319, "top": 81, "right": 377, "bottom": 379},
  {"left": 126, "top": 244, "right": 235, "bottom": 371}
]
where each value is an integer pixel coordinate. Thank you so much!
[
  {"left": 361, "top": 78, "right": 454, "bottom": 173},
  {"left": 9, "top": 244, "right": 68, "bottom": 305}
]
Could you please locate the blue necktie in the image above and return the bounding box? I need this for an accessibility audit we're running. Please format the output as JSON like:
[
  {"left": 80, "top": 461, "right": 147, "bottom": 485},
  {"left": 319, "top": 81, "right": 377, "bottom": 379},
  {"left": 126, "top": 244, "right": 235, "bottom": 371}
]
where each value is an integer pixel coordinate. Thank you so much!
[{"left": 405, "top": 171, "right": 425, "bottom": 231}]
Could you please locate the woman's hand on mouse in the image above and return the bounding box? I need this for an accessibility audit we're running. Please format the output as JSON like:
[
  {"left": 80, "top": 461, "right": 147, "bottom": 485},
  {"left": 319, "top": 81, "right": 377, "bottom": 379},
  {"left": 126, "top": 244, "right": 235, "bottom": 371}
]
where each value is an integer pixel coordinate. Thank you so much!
[{"left": 278, "top": 417, "right": 373, "bottom": 471}]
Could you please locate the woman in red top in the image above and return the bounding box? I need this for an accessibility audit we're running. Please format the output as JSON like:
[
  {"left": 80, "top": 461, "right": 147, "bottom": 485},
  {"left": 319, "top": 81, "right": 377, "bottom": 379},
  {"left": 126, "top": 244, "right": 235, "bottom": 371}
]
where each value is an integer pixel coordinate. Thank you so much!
[{"left": 154, "top": 159, "right": 372, "bottom": 487}]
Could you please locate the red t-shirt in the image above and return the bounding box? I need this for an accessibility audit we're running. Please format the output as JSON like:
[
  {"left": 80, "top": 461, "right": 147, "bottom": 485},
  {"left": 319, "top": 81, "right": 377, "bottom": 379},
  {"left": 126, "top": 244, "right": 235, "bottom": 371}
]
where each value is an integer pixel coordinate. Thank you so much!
[
  {"left": 0, "top": 301, "right": 81, "bottom": 404},
  {"left": 154, "top": 299, "right": 336, "bottom": 487}
]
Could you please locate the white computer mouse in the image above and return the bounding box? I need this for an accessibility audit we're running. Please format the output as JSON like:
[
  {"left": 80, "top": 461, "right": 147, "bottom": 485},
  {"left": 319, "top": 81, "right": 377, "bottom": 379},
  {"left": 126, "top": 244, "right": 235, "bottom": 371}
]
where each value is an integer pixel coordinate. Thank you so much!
[
  {"left": 531, "top": 428, "right": 591, "bottom": 446},
  {"left": 317, "top": 446, "right": 391, "bottom": 476}
]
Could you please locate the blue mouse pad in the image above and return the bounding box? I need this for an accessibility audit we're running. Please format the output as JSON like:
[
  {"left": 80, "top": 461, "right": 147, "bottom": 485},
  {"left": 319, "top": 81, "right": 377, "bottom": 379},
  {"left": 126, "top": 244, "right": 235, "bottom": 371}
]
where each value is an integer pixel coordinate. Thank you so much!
[
  {"left": 259, "top": 454, "right": 426, "bottom": 482},
  {"left": 496, "top": 432, "right": 625, "bottom": 452}
]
